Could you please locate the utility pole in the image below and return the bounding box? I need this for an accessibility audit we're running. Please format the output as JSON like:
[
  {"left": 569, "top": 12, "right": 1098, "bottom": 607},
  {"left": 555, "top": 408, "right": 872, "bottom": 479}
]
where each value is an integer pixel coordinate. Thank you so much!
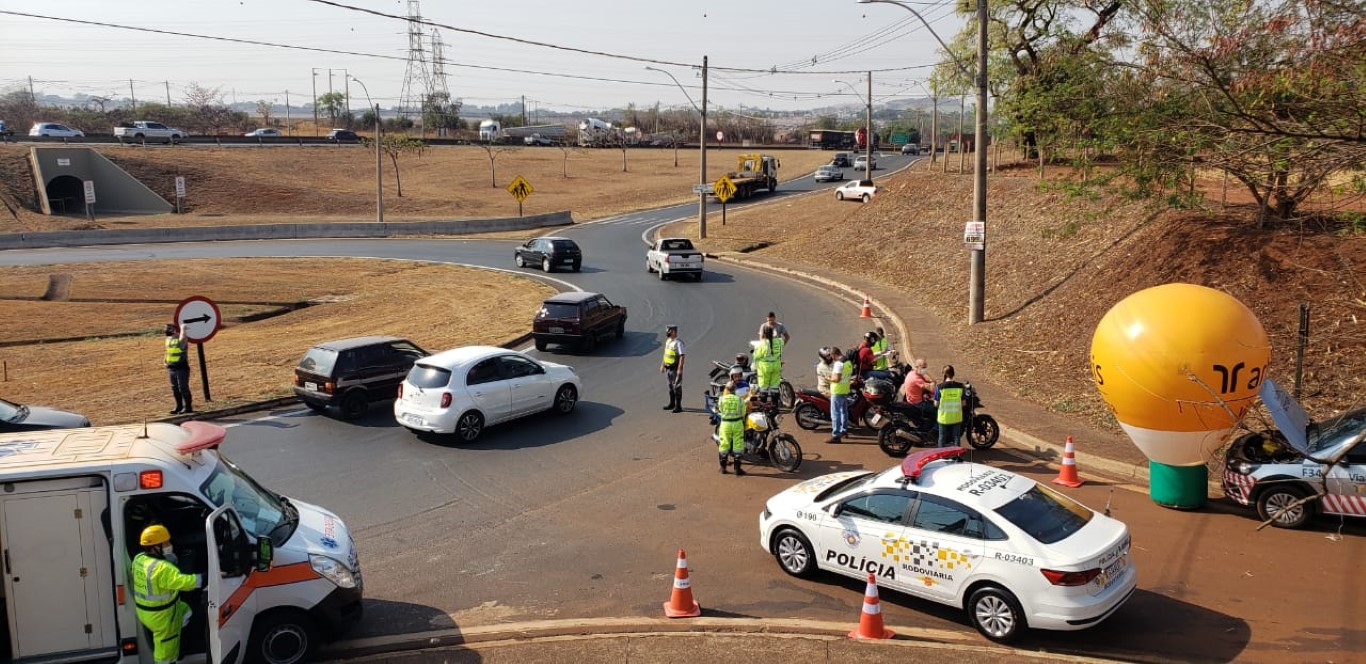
[
  {"left": 311, "top": 68, "right": 320, "bottom": 136},
  {"left": 865, "top": 71, "right": 873, "bottom": 181},
  {"left": 165, "top": 81, "right": 171, "bottom": 106},
  {"left": 930, "top": 81, "right": 938, "bottom": 171},
  {"left": 375, "top": 103, "right": 384, "bottom": 224},
  {"left": 969, "top": 0, "right": 990, "bottom": 324},
  {"left": 285, "top": 90, "right": 291, "bottom": 135},
  {"left": 28, "top": 76, "right": 35, "bottom": 103},
  {"left": 343, "top": 70, "right": 350, "bottom": 126},
  {"left": 699, "top": 56, "right": 709, "bottom": 240},
  {"left": 958, "top": 93, "right": 966, "bottom": 173},
  {"left": 129, "top": 79, "right": 137, "bottom": 113},
  {"left": 521, "top": 95, "right": 527, "bottom": 126}
]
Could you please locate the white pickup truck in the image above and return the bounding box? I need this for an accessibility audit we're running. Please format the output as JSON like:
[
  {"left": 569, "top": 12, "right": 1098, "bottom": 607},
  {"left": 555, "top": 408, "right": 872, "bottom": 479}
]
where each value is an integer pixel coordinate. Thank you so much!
[
  {"left": 114, "top": 120, "right": 188, "bottom": 142},
  {"left": 646, "top": 237, "right": 704, "bottom": 281}
]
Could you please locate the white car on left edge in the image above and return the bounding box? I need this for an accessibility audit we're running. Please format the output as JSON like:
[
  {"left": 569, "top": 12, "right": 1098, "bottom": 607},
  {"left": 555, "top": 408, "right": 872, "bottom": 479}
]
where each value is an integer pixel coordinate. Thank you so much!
[
  {"left": 759, "top": 448, "right": 1135, "bottom": 644},
  {"left": 394, "top": 346, "right": 580, "bottom": 442}
]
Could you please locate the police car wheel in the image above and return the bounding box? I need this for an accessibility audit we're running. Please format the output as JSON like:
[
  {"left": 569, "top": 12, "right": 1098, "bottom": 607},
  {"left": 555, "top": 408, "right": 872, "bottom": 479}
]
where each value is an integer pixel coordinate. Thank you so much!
[
  {"left": 967, "top": 586, "right": 1025, "bottom": 644},
  {"left": 248, "top": 612, "right": 317, "bottom": 664},
  {"left": 773, "top": 528, "right": 816, "bottom": 578},
  {"left": 1256, "top": 485, "right": 1311, "bottom": 529}
]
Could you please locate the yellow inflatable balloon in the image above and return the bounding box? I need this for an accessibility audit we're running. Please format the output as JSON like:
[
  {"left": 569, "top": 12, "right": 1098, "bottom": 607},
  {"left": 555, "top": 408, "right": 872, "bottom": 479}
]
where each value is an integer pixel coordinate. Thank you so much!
[{"left": 1090, "top": 284, "right": 1270, "bottom": 466}]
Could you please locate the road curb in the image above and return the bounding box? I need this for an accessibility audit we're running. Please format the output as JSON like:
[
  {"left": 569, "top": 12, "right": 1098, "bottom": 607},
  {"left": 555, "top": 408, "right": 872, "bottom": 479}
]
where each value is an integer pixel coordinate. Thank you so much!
[{"left": 324, "top": 616, "right": 1117, "bottom": 663}]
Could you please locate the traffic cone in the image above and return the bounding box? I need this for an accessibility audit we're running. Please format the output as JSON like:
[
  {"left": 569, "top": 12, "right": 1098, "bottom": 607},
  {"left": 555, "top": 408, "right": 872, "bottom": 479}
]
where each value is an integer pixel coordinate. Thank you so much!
[
  {"left": 849, "top": 573, "right": 895, "bottom": 639},
  {"left": 1053, "top": 436, "right": 1085, "bottom": 488},
  {"left": 662, "top": 549, "right": 702, "bottom": 618},
  {"left": 859, "top": 294, "right": 873, "bottom": 319}
]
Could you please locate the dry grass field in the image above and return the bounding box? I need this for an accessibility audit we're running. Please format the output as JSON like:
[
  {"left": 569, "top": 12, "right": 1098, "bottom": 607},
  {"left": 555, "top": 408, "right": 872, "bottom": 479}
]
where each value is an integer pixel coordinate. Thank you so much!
[
  {"left": 0, "top": 259, "right": 553, "bottom": 424},
  {"left": 0, "top": 144, "right": 834, "bottom": 231}
]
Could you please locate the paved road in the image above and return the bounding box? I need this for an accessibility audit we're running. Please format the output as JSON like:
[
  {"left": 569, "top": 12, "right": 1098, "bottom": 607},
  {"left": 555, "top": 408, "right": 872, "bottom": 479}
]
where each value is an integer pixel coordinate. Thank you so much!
[{"left": 8, "top": 152, "right": 1354, "bottom": 663}]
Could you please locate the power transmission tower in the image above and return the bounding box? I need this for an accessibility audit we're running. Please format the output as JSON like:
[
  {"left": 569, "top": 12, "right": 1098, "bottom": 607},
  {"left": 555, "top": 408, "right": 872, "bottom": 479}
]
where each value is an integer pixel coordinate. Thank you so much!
[
  {"left": 429, "top": 28, "right": 453, "bottom": 136},
  {"left": 397, "top": 0, "right": 434, "bottom": 136}
]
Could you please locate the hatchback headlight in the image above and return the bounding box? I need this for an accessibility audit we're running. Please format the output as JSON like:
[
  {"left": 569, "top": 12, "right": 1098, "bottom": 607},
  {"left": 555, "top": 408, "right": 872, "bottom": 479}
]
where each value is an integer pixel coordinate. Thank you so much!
[{"left": 310, "top": 554, "right": 357, "bottom": 589}]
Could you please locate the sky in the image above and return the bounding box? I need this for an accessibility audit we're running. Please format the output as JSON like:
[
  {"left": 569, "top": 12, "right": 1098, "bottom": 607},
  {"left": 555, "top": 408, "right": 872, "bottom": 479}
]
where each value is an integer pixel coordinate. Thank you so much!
[{"left": 0, "top": 0, "right": 967, "bottom": 116}]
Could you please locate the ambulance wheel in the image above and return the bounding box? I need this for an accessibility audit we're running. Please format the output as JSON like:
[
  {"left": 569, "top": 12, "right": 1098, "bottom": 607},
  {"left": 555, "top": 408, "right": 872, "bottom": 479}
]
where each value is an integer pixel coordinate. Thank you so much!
[
  {"left": 967, "top": 586, "right": 1025, "bottom": 644},
  {"left": 247, "top": 611, "right": 317, "bottom": 664},
  {"left": 1256, "top": 484, "right": 1311, "bottom": 529},
  {"left": 338, "top": 390, "right": 368, "bottom": 421},
  {"left": 772, "top": 528, "right": 816, "bottom": 578}
]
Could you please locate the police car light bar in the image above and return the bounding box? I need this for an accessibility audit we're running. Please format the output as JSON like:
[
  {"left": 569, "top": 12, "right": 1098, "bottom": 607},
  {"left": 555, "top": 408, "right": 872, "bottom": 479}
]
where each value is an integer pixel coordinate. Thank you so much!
[
  {"left": 175, "top": 421, "right": 228, "bottom": 453},
  {"left": 900, "top": 447, "right": 967, "bottom": 484}
]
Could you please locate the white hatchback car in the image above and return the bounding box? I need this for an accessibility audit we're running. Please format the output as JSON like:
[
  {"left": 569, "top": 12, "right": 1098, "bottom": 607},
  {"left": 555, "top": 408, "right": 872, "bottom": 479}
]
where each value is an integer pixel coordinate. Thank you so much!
[
  {"left": 759, "top": 448, "right": 1135, "bottom": 643},
  {"left": 394, "top": 346, "right": 580, "bottom": 442},
  {"left": 835, "top": 179, "right": 879, "bottom": 203},
  {"left": 29, "top": 122, "right": 84, "bottom": 138}
]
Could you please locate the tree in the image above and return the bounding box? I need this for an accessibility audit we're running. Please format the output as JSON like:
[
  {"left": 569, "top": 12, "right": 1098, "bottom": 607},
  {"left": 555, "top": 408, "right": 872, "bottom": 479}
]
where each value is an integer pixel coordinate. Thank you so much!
[
  {"left": 422, "top": 92, "right": 462, "bottom": 133},
  {"left": 557, "top": 144, "right": 579, "bottom": 177},
  {"left": 317, "top": 92, "right": 346, "bottom": 127},
  {"left": 361, "top": 135, "right": 424, "bottom": 197},
  {"left": 255, "top": 100, "right": 274, "bottom": 126},
  {"left": 478, "top": 144, "right": 511, "bottom": 187}
]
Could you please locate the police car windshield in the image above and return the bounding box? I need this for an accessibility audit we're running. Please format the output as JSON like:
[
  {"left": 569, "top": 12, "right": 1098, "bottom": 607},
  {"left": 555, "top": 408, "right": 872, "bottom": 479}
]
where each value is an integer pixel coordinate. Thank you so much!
[
  {"left": 1307, "top": 408, "right": 1366, "bottom": 456},
  {"left": 994, "top": 484, "right": 1093, "bottom": 545},
  {"left": 199, "top": 454, "right": 297, "bottom": 546}
]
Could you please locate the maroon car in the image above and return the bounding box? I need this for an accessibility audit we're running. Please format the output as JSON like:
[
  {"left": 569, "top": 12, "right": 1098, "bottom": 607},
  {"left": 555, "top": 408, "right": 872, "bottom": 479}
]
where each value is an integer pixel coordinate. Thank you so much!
[{"left": 533, "top": 292, "right": 626, "bottom": 353}]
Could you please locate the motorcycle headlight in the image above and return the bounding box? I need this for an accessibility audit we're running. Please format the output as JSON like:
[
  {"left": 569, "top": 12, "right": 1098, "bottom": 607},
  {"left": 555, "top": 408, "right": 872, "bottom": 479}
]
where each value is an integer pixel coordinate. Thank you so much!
[{"left": 310, "top": 554, "right": 357, "bottom": 589}]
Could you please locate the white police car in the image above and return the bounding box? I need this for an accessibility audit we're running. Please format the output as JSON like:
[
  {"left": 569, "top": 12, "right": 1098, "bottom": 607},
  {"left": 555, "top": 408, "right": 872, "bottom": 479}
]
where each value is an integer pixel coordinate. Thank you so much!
[
  {"left": 1222, "top": 380, "right": 1366, "bottom": 528},
  {"left": 758, "top": 448, "right": 1135, "bottom": 643}
]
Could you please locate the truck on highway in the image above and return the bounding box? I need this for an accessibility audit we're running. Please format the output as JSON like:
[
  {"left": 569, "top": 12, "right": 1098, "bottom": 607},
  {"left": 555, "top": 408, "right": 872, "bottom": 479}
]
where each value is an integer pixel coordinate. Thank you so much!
[
  {"left": 646, "top": 237, "right": 704, "bottom": 281},
  {"left": 711, "top": 153, "right": 780, "bottom": 200},
  {"left": 114, "top": 121, "right": 188, "bottom": 143},
  {"left": 0, "top": 421, "right": 362, "bottom": 664}
]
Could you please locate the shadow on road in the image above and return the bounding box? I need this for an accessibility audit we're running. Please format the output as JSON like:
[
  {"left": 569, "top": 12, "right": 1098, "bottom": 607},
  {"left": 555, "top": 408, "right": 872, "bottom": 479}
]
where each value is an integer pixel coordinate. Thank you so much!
[
  {"left": 539, "top": 331, "right": 659, "bottom": 358},
  {"left": 415, "top": 401, "right": 626, "bottom": 450},
  {"left": 1024, "top": 589, "right": 1252, "bottom": 663},
  {"left": 349, "top": 597, "right": 460, "bottom": 638}
]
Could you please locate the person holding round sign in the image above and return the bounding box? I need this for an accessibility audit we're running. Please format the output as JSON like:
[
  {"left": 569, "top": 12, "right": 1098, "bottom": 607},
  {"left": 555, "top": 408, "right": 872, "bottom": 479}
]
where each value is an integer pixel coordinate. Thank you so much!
[{"left": 164, "top": 322, "right": 193, "bottom": 414}]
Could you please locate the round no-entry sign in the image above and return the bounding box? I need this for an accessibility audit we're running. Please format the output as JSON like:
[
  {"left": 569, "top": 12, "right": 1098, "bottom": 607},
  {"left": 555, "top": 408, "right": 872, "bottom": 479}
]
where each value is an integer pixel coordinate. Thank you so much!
[
  {"left": 175, "top": 295, "right": 222, "bottom": 343},
  {"left": 716, "top": 131, "right": 724, "bottom": 142}
]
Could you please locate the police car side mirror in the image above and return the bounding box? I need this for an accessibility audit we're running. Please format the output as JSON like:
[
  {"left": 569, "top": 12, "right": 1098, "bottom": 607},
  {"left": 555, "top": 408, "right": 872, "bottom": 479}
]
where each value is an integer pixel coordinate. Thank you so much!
[
  {"left": 829, "top": 504, "right": 843, "bottom": 517},
  {"left": 255, "top": 537, "right": 274, "bottom": 573}
]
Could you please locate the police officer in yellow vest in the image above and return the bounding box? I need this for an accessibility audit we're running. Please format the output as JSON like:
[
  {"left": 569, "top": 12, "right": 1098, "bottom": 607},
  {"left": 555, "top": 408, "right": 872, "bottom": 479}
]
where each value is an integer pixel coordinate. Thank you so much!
[
  {"left": 751, "top": 326, "right": 784, "bottom": 402},
  {"left": 164, "top": 323, "right": 193, "bottom": 415},
  {"left": 869, "top": 326, "right": 893, "bottom": 379},
  {"left": 659, "top": 324, "right": 685, "bottom": 413},
  {"left": 132, "top": 525, "right": 203, "bottom": 664},
  {"left": 716, "top": 381, "right": 748, "bottom": 476},
  {"left": 934, "top": 365, "right": 966, "bottom": 448}
]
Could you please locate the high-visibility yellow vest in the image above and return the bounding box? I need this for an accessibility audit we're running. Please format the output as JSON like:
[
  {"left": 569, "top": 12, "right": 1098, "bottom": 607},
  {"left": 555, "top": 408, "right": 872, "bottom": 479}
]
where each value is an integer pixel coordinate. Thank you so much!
[
  {"left": 131, "top": 553, "right": 179, "bottom": 611},
  {"left": 662, "top": 339, "right": 680, "bottom": 366},
  {"left": 872, "top": 337, "right": 888, "bottom": 370},
  {"left": 937, "top": 386, "right": 964, "bottom": 425},
  {"left": 831, "top": 362, "right": 851, "bottom": 396},
  {"left": 718, "top": 393, "right": 744, "bottom": 421},
  {"left": 165, "top": 338, "right": 184, "bottom": 365},
  {"left": 754, "top": 339, "right": 780, "bottom": 364}
]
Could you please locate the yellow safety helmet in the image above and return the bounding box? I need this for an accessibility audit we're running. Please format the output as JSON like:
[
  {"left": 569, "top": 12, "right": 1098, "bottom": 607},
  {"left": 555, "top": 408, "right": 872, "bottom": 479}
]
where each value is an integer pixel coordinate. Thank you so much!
[{"left": 140, "top": 524, "right": 171, "bottom": 547}]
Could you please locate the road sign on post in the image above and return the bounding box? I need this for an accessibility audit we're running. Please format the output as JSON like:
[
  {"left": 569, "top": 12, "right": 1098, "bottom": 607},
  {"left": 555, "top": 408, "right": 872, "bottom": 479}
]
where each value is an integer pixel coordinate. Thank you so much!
[
  {"left": 692, "top": 183, "right": 711, "bottom": 194},
  {"left": 83, "top": 180, "right": 96, "bottom": 222},
  {"left": 175, "top": 295, "right": 222, "bottom": 402},
  {"left": 963, "top": 221, "right": 985, "bottom": 250},
  {"left": 507, "top": 175, "right": 534, "bottom": 216},
  {"left": 714, "top": 176, "right": 737, "bottom": 226},
  {"left": 174, "top": 176, "right": 186, "bottom": 214}
]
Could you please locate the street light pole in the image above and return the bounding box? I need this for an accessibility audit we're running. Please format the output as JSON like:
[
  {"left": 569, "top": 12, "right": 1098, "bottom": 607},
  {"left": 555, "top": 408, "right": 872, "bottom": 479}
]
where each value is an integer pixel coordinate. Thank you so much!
[
  {"left": 350, "top": 77, "right": 382, "bottom": 224},
  {"left": 645, "top": 59, "right": 709, "bottom": 239},
  {"left": 861, "top": 0, "right": 989, "bottom": 324},
  {"left": 835, "top": 76, "right": 875, "bottom": 181}
]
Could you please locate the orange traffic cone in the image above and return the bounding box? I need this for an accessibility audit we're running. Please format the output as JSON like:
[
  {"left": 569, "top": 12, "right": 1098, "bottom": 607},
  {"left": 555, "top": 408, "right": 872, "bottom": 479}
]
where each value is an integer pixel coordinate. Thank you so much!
[
  {"left": 1053, "top": 436, "right": 1085, "bottom": 488},
  {"left": 859, "top": 294, "right": 873, "bottom": 319},
  {"left": 848, "top": 572, "right": 895, "bottom": 639},
  {"left": 662, "top": 549, "right": 702, "bottom": 618}
]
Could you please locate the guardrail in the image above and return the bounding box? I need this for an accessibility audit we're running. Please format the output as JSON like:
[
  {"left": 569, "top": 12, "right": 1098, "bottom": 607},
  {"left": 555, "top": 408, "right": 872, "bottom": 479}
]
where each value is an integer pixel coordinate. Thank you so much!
[{"left": 3, "top": 135, "right": 821, "bottom": 150}]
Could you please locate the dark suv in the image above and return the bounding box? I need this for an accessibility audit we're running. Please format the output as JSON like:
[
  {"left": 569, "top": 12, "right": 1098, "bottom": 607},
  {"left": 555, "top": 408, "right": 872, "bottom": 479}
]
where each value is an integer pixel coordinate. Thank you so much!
[
  {"left": 515, "top": 236, "right": 582, "bottom": 273},
  {"left": 533, "top": 292, "right": 626, "bottom": 352},
  {"left": 293, "top": 336, "right": 428, "bottom": 420},
  {"left": 831, "top": 153, "right": 852, "bottom": 168}
]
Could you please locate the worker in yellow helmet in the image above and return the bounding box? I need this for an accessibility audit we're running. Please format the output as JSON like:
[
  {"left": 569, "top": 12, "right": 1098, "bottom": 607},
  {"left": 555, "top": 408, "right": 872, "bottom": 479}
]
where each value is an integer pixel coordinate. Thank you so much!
[{"left": 132, "top": 525, "right": 203, "bottom": 664}]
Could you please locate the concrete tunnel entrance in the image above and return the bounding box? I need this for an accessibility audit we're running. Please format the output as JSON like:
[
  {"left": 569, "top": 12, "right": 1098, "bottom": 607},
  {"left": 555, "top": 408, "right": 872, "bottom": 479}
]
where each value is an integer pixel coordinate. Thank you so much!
[{"left": 44, "top": 175, "right": 85, "bottom": 215}]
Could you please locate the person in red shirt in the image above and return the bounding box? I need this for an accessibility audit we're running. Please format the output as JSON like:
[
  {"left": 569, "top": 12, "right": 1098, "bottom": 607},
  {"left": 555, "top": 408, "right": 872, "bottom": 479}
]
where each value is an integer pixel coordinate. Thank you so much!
[{"left": 902, "top": 357, "right": 936, "bottom": 416}]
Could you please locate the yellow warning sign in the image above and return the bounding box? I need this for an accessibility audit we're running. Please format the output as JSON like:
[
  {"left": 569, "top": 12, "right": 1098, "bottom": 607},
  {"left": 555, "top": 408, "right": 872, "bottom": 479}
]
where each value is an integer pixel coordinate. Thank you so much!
[
  {"left": 507, "top": 175, "right": 534, "bottom": 202},
  {"left": 713, "top": 176, "right": 737, "bottom": 203}
]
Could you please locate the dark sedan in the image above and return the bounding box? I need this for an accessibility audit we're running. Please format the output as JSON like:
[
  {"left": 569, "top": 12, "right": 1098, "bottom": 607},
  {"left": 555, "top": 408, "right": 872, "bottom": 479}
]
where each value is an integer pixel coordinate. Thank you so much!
[
  {"left": 0, "top": 397, "right": 91, "bottom": 433},
  {"left": 515, "top": 236, "right": 582, "bottom": 273}
]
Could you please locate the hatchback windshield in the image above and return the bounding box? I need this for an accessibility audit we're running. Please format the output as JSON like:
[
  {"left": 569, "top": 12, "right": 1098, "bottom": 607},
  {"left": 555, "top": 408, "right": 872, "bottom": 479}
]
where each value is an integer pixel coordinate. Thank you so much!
[
  {"left": 538, "top": 303, "right": 581, "bottom": 319},
  {"left": 406, "top": 364, "right": 453, "bottom": 389},
  {"left": 297, "top": 347, "right": 338, "bottom": 376},
  {"left": 994, "top": 483, "right": 1093, "bottom": 544},
  {"left": 200, "top": 453, "right": 297, "bottom": 546}
]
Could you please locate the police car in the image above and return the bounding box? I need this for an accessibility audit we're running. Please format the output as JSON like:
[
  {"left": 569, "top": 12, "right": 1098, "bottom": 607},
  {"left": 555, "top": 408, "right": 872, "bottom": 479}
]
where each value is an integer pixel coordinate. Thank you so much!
[
  {"left": 758, "top": 448, "right": 1135, "bottom": 643},
  {"left": 1222, "top": 380, "right": 1366, "bottom": 528}
]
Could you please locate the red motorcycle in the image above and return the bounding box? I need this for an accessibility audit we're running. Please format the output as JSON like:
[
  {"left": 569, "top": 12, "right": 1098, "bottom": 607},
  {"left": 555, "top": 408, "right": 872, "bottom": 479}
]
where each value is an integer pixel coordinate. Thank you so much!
[{"left": 792, "top": 377, "right": 896, "bottom": 433}]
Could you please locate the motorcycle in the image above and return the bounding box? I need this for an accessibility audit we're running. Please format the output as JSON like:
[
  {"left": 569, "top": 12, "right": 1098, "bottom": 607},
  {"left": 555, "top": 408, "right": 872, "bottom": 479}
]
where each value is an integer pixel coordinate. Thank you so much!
[
  {"left": 703, "top": 389, "right": 802, "bottom": 473},
  {"left": 875, "top": 382, "right": 1000, "bottom": 456},
  {"left": 707, "top": 357, "right": 795, "bottom": 409},
  {"left": 791, "top": 376, "right": 897, "bottom": 433}
]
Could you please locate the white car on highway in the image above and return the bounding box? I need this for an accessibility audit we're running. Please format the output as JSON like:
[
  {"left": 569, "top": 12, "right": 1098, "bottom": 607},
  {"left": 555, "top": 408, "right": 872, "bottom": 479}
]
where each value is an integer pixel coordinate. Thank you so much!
[
  {"left": 834, "top": 179, "right": 879, "bottom": 203},
  {"left": 393, "top": 346, "right": 580, "bottom": 442},
  {"left": 29, "top": 122, "right": 84, "bottom": 138},
  {"left": 759, "top": 448, "right": 1136, "bottom": 643}
]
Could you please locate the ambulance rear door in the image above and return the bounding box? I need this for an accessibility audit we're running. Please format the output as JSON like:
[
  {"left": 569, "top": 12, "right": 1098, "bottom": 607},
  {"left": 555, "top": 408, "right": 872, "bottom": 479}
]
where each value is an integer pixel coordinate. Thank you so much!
[{"left": 205, "top": 505, "right": 252, "bottom": 664}]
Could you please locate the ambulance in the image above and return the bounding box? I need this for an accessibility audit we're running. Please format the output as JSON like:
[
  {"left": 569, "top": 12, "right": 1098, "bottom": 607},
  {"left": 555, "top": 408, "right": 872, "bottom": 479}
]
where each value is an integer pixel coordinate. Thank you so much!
[{"left": 0, "top": 421, "right": 362, "bottom": 663}]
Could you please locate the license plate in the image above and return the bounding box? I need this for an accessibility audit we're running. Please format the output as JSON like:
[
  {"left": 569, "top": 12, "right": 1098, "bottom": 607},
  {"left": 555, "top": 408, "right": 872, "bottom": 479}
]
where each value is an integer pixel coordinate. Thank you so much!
[
  {"left": 401, "top": 413, "right": 423, "bottom": 426},
  {"left": 1101, "top": 555, "right": 1127, "bottom": 586},
  {"left": 304, "top": 381, "right": 318, "bottom": 391},
  {"left": 549, "top": 327, "right": 564, "bottom": 334},
  {"left": 869, "top": 413, "right": 883, "bottom": 426}
]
